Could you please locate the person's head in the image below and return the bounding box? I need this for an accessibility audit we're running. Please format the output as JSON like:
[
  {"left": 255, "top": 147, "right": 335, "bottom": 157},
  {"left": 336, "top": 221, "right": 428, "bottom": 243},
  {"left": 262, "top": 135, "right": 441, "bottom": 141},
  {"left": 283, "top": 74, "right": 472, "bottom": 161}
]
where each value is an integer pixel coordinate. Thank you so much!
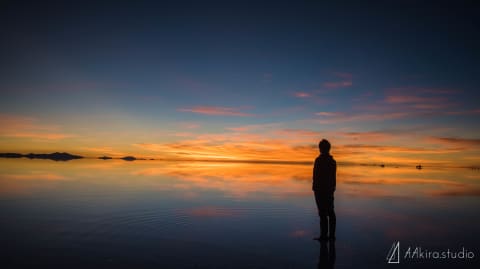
[{"left": 318, "top": 139, "right": 331, "bottom": 154}]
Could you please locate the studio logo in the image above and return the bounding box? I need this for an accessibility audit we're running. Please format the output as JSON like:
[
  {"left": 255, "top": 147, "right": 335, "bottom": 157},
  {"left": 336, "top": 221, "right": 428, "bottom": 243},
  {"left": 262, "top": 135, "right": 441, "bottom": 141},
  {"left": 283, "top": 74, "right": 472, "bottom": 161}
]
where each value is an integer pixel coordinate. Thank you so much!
[
  {"left": 386, "top": 241, "right": 475, "bottom": 264},
  {"left": 386, "top": 241, "right": 400, "bottom": 264}
]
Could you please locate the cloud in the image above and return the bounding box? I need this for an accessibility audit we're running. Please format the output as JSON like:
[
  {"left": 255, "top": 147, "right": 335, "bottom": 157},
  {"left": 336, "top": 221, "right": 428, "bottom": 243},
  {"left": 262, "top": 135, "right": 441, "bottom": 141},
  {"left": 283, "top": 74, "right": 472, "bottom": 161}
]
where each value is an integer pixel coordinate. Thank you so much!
[
  {"left": 225, "top": 126, "right": 252, "bottom": 132},
  {"left": 224, "top": 122, "right": 283, "bottom": 132},
  {"left": 177, "top": 106, "right": 254, "bottom": 116},
  {"left": 177, "top": 122, "right": 200, "bottom": 129},
  {"left": 341, "top": 131, "right": 393, "bottom": 142},
  {"left": 444, "top": 109, "right": 480, "bottom": 115},
  {"left": 315, "top": 112, "right": 340, "bottom": 117},
  {"left": 384, "top": 87, "right": 458, "bottom": 111},
  {"left": 323, "top": 81, "right": 352, "bottom": 89},
  {"left": 385, "top": 95, "right": 452, "bottom": 110},
  {"left": 338, "top": 144, "right": 462, "bottom": 154},
  {"left": 5, "top": 132, "right": 71, "bottom": 140},
  {"left": 322, "top": 72, "right": 353, "bottom": 89},
  {"left": 274, "top": 128, "right": 320, "bottom": 137},
  {"left": 81, "top": 146, "right": 127, "bottom": 157},
  {"left": 2, "top": 173, "right": 67, "bottom": 181},
  {"left": 425, "top": 136, "right": 480, "bottom": 148},
  {"left": 293, "top": 91, "right": 311, "bottom": 98},
  {"left": 0, "top": 114, "right": 72, "bottom": 140},
  {"left": 314, "top": 111, "right": 409, "bottom": 123}
]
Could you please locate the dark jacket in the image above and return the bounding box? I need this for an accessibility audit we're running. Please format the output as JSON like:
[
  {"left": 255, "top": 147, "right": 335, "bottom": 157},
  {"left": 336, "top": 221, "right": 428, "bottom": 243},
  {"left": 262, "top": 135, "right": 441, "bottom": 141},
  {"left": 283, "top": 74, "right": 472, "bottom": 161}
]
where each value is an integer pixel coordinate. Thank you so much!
[{"left": 312, "top": 154, "right": 336, "bottom": 194}]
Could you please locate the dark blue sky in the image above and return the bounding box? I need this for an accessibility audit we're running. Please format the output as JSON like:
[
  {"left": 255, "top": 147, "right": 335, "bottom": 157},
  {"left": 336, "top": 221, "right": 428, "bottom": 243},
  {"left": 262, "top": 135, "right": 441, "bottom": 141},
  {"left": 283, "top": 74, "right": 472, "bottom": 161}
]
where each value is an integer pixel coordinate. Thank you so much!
[{"left": 0, "top": 0, "right": 479, "bottom": 164}]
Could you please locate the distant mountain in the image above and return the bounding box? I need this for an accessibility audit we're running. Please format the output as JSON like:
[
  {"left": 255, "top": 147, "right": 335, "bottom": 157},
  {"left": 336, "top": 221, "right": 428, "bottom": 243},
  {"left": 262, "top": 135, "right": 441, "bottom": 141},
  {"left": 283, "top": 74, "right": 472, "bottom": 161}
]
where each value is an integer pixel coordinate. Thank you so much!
[
  {"left": 0, "top": 153, "right": 23, "bottom": 158},
  {"left": 99, "top": 156, "right": 113, "bottom": 160},
  {"left": 0, "top": 152, "right": 83, "bottom": 161},
  {"left": 121, "top": 156, "right": 136, "bottom": 161}
]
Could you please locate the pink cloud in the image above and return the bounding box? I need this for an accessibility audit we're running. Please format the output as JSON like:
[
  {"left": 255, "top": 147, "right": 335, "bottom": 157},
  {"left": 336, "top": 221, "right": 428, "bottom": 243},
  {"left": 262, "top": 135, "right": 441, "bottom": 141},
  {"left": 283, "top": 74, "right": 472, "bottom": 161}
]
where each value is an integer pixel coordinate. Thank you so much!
[
  {"left": 323, "top": 81, "right": 352, "bottom": 89},
  {"left": 177, "top": 106, "right": 254, "bottom": 116},
  {"left": 444, "top": 109, "right": 480, "bottom": 115},
  {"left": 333, "top": 72, "right": 353, "bottom": 79},
  {"left": 383, "top": 87, "right": 460, "bottom": 112},
  {"left": 314, "top": 111, "right": 408, "bottom": 123},
  {"left": 387, "top": 87, "right": 459, "bottom": 95},
  {"left": 293, "top": 91, "right": 311, "bottom": 98},
  {"left": 322, "top": 72, "right": 353, "bottom": 89},
  {"left": 385, "top": 95, "right": 451, "bottom": 110},
  {"left": 315, "top": 111, "right": 344, "bottom": 117}
]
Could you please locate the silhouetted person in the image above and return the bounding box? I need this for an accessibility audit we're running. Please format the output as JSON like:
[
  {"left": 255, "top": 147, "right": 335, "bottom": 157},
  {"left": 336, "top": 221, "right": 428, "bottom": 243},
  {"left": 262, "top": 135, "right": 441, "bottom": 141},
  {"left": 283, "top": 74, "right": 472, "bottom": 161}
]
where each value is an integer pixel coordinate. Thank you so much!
[
  {"left": 318, "top": 240, "right": 336, "bottom": 269},
  {"left": 313, "top": 139, "right": 336, "bottom": 241}
]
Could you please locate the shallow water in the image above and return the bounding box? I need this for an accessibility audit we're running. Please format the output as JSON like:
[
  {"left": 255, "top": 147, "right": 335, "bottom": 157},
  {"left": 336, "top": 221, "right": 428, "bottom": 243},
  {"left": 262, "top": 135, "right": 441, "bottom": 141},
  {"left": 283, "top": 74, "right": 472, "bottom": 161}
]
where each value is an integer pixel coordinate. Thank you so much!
[{"left": 1, "top": 159, "right": 479, "bottom": 268}]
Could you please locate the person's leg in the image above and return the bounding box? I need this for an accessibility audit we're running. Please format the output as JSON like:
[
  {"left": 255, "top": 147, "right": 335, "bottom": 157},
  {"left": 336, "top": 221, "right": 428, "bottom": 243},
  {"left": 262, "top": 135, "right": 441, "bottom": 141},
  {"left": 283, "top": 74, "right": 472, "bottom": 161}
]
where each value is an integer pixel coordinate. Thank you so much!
[
  {"left": 327, "top": 195, "right": 336, "bottom": 239},
  {"left": 314, "top": 191, "right": 322, "bottom": 216},
  {"left": 320, "top": 213, "right": 329, "bottom": 239},
  {"left": 328, "top": 209, "right": 336, "bottom": 239},
  {"left": 314, "top": 192, "right": 329, "bottom": 240}
]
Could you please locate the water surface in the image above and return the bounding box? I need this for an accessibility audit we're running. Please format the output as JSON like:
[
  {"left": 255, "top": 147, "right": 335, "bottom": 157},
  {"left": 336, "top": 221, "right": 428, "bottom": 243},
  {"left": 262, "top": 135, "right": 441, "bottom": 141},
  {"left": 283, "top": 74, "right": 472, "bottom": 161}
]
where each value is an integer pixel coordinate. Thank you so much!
[{"left": 1, "top": 159, "right": 479, "bottom": 268}]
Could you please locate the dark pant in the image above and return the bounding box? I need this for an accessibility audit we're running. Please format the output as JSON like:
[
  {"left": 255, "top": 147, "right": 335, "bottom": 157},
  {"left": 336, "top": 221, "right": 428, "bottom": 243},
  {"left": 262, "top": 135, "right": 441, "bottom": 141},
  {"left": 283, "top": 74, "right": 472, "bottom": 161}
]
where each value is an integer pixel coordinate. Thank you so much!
[{"left": 314, "top": 191, "right": 336, "bottom": 237}]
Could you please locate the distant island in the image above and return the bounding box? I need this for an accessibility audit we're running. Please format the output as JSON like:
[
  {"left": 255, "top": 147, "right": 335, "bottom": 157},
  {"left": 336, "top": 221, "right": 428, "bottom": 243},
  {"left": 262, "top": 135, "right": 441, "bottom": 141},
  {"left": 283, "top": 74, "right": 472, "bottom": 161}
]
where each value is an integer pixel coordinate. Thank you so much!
[
  {"left": 0, "top": 152, "right": 83, "bottom": 161},
  {"left": 0, "top": 152, "right": 148, "bottom": 162}
]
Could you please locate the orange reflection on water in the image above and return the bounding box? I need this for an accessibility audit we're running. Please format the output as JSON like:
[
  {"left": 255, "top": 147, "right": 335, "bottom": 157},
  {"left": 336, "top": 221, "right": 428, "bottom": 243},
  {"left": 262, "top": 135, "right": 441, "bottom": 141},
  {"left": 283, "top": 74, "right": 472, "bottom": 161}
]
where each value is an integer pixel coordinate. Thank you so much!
[{"left": 1, "top": 159, "right": 479, "bottom": 200}]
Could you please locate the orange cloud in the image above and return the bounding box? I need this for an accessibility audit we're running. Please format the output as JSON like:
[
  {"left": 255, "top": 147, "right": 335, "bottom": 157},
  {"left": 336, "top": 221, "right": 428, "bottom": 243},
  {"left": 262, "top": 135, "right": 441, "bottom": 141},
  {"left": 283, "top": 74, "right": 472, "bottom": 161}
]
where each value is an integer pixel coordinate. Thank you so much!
[
  {"left": 177, "top": 106, "right": 254, "bottom": 116},
  {"left": 340, "top": 131, "right": 392, "bottom": 143},
  {"left": 2, "top": 173, "right": 67, "bottom": 181},
  {"left": 131, "top": 123, "right": 478, "bottom": 166},
  {"left": 225, "top": 123, "right": 282, "bottom": 132},
  {"left": 425, "top": 136, "right": 480, "bottom": 148},
  {"left": 0, "top": 114, "right": 71, "bottom": 140},
  {"left": 81, "top": 146, "right": 127, "bottom": 157},
  {"left": 176, "top": 122, "right": 200, "bottom": 129}
]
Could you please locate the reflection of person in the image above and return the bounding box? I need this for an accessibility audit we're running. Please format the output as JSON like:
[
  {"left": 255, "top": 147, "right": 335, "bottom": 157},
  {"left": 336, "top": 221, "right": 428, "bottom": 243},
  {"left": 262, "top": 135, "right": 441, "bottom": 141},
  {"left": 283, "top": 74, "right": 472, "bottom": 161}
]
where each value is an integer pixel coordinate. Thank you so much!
[
  {"left": 313, "top": 139, "right": 336, "bottom": 241},
  {"left": 318, "top": 240, "right": 336, "bottom": 269}
]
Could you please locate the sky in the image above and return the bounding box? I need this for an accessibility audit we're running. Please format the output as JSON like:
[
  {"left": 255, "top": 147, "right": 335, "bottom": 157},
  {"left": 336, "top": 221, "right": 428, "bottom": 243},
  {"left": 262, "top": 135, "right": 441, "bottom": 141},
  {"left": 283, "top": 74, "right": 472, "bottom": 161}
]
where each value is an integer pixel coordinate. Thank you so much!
[{"left": 0, "top": 0, "right": 479, "bottom": 166}]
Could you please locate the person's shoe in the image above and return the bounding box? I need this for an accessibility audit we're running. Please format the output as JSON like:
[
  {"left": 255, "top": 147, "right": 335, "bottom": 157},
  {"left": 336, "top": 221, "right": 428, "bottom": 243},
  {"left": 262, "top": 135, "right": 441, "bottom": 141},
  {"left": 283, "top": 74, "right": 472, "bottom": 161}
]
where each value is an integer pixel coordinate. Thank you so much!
[{"left": 313, "top": 235, "right": 329, "bottom": 241}]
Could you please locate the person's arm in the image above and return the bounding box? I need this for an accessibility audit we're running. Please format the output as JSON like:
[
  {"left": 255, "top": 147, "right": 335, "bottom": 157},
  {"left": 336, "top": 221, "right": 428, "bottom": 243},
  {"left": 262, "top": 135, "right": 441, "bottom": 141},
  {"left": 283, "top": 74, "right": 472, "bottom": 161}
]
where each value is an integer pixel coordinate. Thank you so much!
[
  {"left": 333, "top": 161, "right": 337, "bottom": 192},
  {"left": 312, "top": 158, "right": 318, "bottom": 190}
]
